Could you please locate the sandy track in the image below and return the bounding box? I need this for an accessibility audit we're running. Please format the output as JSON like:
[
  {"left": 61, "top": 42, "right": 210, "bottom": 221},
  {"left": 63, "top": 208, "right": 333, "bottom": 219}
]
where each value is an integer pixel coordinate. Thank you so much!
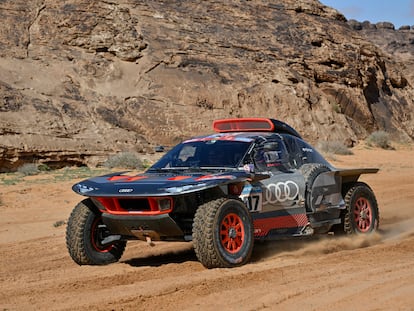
[{"left": 1, "top": 146, "right": 413, "bottom": 310}]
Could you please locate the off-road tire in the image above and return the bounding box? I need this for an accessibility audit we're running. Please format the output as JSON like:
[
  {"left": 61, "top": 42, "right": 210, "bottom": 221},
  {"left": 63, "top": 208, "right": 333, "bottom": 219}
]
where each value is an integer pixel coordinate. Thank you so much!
[
  {"left": 300, "top": 163, "right": 331, "bottom": 212},
  {"left": 193, "top": 198, "right": 254, "bottom": 268},
  {"left": 340, "top": 182, "right": 379, "bottom": 234},
  {"left": 66, "top": 199, "right": 126, "bottom": 265}
]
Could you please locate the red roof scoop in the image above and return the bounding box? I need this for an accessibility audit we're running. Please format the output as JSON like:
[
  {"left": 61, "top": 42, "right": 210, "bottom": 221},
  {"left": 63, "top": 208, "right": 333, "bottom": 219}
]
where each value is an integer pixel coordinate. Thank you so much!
[
  {"left": 213, "top": 118, "right": 302, "bottom": 138},
  {"left": 213, "top": 118, "right": 275, "bottom": 133}
]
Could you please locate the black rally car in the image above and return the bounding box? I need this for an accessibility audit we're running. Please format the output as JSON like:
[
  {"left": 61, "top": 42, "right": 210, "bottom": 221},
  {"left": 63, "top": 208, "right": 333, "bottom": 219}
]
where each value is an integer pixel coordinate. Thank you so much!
[{"left": 66, "top": 118, "right": 379, "bottom": 268}]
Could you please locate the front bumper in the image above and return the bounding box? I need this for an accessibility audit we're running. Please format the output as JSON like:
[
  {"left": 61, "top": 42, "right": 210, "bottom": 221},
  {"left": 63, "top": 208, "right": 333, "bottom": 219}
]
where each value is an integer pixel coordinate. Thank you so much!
[{"left": 102, "top": 213, "right": 184, "bottom": 241}]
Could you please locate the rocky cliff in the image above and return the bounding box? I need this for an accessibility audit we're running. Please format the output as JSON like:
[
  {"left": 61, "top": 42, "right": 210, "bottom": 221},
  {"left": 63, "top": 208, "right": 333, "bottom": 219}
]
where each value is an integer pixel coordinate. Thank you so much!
[
  {"left": 348, "top": 19, "right": 414, "bottom": 88},
  {"left": 0, "top": 0, "right": 413, "bottom": 171}
]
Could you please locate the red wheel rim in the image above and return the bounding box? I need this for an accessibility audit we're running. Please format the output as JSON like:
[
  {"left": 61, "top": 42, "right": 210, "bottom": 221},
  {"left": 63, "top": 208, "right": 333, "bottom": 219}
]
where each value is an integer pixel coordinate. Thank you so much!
[
  {"left": 353, "top": 197, "right": 373, "bottom": 232},
  {"left": 91, "top": 217, "right": 113, "bottom": 252},
  {"left": 220, "top": 213, "right": 245, "bottom": 253}
]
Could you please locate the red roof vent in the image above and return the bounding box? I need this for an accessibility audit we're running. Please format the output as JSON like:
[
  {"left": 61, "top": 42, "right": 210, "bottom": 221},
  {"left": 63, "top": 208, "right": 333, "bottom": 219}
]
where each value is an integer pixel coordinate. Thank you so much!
[{"left": 213, "top": 118, "right": 275, "bottom": 133}]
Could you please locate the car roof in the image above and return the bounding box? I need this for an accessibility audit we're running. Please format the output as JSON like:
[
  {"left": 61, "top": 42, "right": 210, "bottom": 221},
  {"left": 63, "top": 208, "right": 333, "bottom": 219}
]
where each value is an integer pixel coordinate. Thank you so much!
[{"left": 183, "top": 118, "right": 303, "bottom": 144}]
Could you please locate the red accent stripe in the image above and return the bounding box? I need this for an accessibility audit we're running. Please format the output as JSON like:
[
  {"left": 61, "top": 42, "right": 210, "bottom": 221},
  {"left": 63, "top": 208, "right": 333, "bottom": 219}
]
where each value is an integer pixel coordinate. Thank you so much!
[
  {"left": 107, "top": 176, "right": 128, "bottom": 181},
  {"left": 167, "top": 176, "right": 192, "bottom": 181},
  {"left": 107, "top": 176, "right": 147, "bottom": 182},
  {"left": 96, "top": 197, "right": 173, "bottom": 215},
  {"left": 253, "top": 214, "right": 308, "bottom": 237}
]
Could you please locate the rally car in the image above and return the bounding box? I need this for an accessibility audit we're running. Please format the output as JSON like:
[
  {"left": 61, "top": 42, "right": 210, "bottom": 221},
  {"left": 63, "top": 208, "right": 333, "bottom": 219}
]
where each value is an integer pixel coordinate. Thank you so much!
[{"left": 66, "top": 118, "right": 379, "bottom": 268}]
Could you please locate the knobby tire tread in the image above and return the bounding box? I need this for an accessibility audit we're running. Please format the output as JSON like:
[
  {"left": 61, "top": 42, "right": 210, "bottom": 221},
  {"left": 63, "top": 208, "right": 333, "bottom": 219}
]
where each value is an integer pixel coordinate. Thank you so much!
[
  {"left": 66, "top": 199, "right": 126, "bottom": 265},
  {"left": 343, "top": 182, "right": 379, "bottom": 234},
  {"left": 66, "top": 200, "right": 94, "bottom": 265},
  {"left": 300, "top": 163, "right": 331, "bottom": 211},
  {"left": 193, "top": 198, "right": 227, "bottom": 268},
  {"left": 193, "top": 198, "right": 253, "bottom": 268}
]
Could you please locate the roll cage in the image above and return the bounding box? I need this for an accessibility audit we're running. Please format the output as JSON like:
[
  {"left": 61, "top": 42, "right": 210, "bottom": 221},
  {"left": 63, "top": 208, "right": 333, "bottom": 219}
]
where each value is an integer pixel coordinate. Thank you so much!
[{"left": 244, "top": 133, "right": 330, "bottom": 174}]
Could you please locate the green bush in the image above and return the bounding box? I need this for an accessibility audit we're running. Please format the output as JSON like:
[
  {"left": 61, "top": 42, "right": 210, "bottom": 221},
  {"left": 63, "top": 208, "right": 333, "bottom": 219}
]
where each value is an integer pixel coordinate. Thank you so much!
[
  {"left": 104, "top": 152, "right": 143, "bottom": 169},
  {"left": 367, "top": 131, "right": 392, "bottom": 149},
  {"left": 38, "top": 163, "right": 51, "bottom": 171},
  {"left": 17, "top": 163, "right": 40, "bottom": 176},
  {"left": 318, "top": 141, "right": 353, "bottom": 155}
]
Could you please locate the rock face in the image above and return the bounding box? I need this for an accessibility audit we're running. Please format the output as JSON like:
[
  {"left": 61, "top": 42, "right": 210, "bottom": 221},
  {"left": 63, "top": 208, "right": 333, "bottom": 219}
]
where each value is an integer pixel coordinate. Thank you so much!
[
  {"left": 0, "top": 0, "right": 413, "bottom": 171},
  {"left": 348, "top": 20, "right": 414, "bottom": 89}
]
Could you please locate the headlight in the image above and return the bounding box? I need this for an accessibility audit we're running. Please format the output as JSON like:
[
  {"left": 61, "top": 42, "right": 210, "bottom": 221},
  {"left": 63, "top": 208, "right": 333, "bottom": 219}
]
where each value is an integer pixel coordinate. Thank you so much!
[
  {"left": 75, "top": 183, "right": 95, "bottom": 194},
  {"left": 165, "top": 183, "right": 207, "bottom": 194}
]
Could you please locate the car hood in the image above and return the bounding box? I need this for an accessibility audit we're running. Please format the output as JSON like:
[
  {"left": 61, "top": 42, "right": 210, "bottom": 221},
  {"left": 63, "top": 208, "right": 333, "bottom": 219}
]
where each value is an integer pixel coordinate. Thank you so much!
[{"left": 72, "top": 170, "right": 253, "bottom": 197}]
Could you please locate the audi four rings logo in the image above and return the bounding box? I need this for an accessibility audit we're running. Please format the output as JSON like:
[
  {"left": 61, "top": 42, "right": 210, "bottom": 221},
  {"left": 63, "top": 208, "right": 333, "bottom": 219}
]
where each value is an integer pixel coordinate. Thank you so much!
[{"left": 264, "top": 181, "right": 299, "bottom": 203}]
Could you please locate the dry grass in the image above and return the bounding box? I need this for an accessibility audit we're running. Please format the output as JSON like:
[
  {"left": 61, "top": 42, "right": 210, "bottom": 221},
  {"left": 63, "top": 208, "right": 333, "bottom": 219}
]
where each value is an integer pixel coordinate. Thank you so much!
[
  {"left": 366, "top": 131, "right": 393, "bottom": 149},
  {"left": 317, "top": 141, "right": 353, "bottom": 155},
  {"left": 103, "top": 152, "right": 144, "bottom": 169}
]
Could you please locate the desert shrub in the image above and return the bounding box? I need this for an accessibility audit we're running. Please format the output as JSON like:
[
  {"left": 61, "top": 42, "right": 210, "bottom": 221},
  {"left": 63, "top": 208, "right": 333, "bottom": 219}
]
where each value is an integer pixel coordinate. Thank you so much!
[
  {"left": 53, "top": 220, "right": 66, "bottom": 227},
  {"left": 367, "top": 131, "right": 392, "bottom": 149},
  {"left": 318, "top": 141, "right": 353, "bottom": 155},
  {"left": 37, "top": 163, "right": 51, "bottom": 172},
  {"left": 141, "top": 159, "right": 152, "bottom": 169},
  {"left": 104, "top": 152, "right": 143, "bottom": 169},
  {"left": 332, "top": 102, "right": 342, "bottom": 113},
  {"left": 17, "top": 163, "right": 40, "bottom": 176}
]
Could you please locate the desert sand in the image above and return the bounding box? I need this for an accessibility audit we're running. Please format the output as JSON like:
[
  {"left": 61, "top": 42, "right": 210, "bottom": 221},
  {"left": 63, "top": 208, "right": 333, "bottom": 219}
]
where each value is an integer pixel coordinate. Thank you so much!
[{"left": 1, "top": 145, "right": 413, "bottom": 311}]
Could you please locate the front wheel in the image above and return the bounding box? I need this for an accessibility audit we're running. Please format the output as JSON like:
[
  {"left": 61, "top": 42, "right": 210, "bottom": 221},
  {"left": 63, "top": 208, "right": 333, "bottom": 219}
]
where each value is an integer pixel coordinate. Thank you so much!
[
  {"left": 66, "top": 199, "right": 126, "bottom": 265},
  {"left": 193, "top": 198, "right": 254, "bottom": 268},
  {"left": 341, "top": 182, "right": 379, "bottom": 234}
]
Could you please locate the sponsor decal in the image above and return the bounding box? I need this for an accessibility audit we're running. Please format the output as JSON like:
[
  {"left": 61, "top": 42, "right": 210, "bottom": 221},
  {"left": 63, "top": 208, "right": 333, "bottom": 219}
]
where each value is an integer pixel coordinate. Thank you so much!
[
  {"left": 254, "top": 228, "right": 262, "bottom": 234},
  {"left": 240, "top": 180, "right": 299, "bottom": 212},
  {"left": 253, "top": 213, "right": 308, "bottom": 237},
  {"left": 243, "top": 164, "right": 254, "bottom": 173},
  {"left": 264, "top": 181, "right": 299, "bottom": 203},
  {"left": 118, "top": 188, "right": 134, "bottom": 193},
  {"left": 301, "top": 147, "right": 313, "bottom": 153}
]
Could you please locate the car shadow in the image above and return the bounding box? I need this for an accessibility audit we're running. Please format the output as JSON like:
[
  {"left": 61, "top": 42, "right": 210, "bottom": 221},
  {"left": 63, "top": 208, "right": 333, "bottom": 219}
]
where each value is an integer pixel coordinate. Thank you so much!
[
  {"left": 122, "top": 231, "right": 386, "bottom": 268},
  {"left": 122, "top": 248, "right": 198, "bottom": 267}
]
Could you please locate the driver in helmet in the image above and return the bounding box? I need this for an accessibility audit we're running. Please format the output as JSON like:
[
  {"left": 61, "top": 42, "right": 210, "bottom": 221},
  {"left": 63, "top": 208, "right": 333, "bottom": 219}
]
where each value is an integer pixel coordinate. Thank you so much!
[{"left": 254, "top": 140, "right": 289, "bottom": 172}]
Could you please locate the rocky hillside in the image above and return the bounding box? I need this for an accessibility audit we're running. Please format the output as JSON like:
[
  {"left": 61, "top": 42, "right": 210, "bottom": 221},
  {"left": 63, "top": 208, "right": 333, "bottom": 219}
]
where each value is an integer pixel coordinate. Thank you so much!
[
  {"left": 348, "top": 19, "right": 414, "bottom": 86},
  {"left": 0, "top": 0, "right": 413, "bottom": 171}
]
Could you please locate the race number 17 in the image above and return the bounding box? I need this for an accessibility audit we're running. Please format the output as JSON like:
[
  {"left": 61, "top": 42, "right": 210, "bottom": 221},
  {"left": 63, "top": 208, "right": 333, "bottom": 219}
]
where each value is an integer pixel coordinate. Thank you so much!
[{"left": 242, "top": 194, "right": 262, "bottom": 212}]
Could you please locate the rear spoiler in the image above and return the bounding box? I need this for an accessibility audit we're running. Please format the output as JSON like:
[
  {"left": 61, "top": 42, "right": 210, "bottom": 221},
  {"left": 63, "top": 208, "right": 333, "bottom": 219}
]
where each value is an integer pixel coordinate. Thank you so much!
[{"left": 335, "top": 168, "right": 379, "bottom": 183}]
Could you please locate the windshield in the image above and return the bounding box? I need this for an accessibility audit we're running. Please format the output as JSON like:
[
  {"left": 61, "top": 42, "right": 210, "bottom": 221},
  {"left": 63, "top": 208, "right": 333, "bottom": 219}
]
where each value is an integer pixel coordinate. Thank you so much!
[{"left": 149, "top": 139, "right": 252, "bottom": 170}]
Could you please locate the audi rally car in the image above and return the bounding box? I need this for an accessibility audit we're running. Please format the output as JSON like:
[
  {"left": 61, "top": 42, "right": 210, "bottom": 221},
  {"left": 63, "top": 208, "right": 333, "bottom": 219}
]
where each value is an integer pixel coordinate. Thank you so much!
[{"left": 66, "top": 118, "right": 379, "bottom": 268}]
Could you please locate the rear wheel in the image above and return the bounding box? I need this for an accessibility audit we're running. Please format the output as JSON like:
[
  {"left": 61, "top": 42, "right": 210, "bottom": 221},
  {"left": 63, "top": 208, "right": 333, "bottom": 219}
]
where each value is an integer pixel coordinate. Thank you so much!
[
  {"left": 66, "top": 199, "right": 126, "bottom": 265},
  {"left": 193, "top": 198, "right": 254, "bottom": 268},
  {"left": 341, "top": 182, "right": 379, "bottom": 234}
]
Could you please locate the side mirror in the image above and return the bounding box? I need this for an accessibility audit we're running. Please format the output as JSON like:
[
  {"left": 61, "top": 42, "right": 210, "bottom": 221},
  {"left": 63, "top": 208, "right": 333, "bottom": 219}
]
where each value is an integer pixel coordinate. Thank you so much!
[{"left": 250, "top": 172, "right": 270, "bottom": 182}]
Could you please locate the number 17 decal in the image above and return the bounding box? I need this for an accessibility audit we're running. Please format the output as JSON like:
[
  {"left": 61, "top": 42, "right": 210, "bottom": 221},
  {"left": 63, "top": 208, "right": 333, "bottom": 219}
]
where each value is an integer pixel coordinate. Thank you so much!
[
  {"left": 244, "top": 195, "right": 262, "bottom": 212},
  {"left": 239, "top": 185, "right": 263, "bottom": 212}
]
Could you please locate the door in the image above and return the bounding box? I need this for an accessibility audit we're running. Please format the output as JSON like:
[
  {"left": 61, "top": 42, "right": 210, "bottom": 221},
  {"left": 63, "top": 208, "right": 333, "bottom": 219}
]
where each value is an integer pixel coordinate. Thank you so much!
[{"left": 239, "top": 138, "right": 309, "bottom": 238}]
